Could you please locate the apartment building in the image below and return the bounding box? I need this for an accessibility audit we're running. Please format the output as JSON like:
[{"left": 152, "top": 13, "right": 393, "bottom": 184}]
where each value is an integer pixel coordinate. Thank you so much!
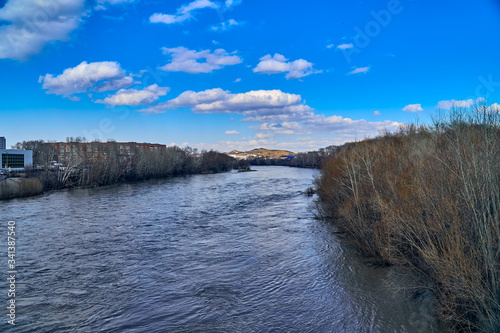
[{"left": 50, "top": 141, "right": 167, "bottom": 164}]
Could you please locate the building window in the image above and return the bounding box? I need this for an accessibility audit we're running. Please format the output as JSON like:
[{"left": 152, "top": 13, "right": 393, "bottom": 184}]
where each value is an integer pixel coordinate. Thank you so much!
[{"left": 2, "top": 154, "right": 25, "bottom": 168}]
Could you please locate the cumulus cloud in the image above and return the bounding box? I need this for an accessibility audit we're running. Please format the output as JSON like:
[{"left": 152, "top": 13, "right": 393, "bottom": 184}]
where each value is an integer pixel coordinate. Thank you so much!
[
  {"left": 255, "top": 133, "right": 271, "bottom": 139},
  {"left": 140, "top": 88, "right": 304, "bottom": 116},
  {"left": 337, "top": 43, "right": 354, "bottom": 49},
  {"left": 211, "top": 19, "right": 239, "bottom": 32},
  {"left": 139, "top": 87, "right": 402, "bottom": 142},
  {"left": 302, "top": 114, "right": 400, "bottom": 135},
  {"left": 39, "top": 61, "right": 136, "bottom": 97},
  {"left": 347, "top": 66, "right": 370, "bottom": 75},
  {"left": 489, "top": 103, "right": 500, "bottom": 112},
  {"left": 253, "top": 53, "right": 321, "bottom": 80},
  {"left": 373, "top": 110, "right": 381, "bottom": 116},
  {"left": 0, "top": 0, "right": 87, "bottom": 60},
  {"left": 95, "top": 84, "right": 169, "bottom": 106},
  {"left": 225, "top": 130, "right": 240, "bottom": 135},
  {"left": 437, "top": 97, "right": 485, "bottom": 110},
  {"left": 326, "top": 44, "right": 334, "bottom": 49},
  {"left": 160, "top": 46, "right": 242, "bottom": 74},
  {"left": 402, "top": 103, "right": 423, "bottom": 113},
  {"left": 150, "top": 0, "right": 218, "bottom": 24}
]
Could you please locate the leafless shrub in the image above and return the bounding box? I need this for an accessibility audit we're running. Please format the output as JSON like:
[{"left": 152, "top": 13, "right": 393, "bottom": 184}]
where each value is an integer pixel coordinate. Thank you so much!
[{"left": 316, "top": 103, "right": 500, "bottom": 331}]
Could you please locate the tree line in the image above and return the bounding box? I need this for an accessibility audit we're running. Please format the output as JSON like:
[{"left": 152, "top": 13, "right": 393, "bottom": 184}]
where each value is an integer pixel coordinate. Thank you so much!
[
  {"left": 8, "top": 139, "right": 247, "bottom": 194},
  {"left": 247, "top": 145, "right": 343, "bottom": 169}
]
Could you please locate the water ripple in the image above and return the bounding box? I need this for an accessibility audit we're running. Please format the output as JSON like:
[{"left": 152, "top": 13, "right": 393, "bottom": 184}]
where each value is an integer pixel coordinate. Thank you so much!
[{"left": 0, "top": 166, "right": 443, "bottom": 332}]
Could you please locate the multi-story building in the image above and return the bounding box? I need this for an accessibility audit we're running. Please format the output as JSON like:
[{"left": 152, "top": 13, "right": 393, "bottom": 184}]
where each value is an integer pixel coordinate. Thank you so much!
[
  {"left": 0, "top": 149, "right": 33, "bottom": 171},
  {"left": 0, "top": 137, "right": 6, "bottom": 149},
  {"left": 50, "top": 141, "right": 167, "bottom": 165}
]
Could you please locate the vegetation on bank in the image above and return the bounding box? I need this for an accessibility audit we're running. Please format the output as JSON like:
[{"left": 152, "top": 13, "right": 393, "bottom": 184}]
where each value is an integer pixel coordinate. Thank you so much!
[
  {"left": 1, "top": 141, "right": 247, "bottom": 200},
  {"left": 0, "top": 177, "right": 44, "bottom": 199},
  {"left": 315, "top": 104, "right": 500, "bottom": 331},
  {"left": 248, "top": 146, "right": 340, "bottom": 169}
]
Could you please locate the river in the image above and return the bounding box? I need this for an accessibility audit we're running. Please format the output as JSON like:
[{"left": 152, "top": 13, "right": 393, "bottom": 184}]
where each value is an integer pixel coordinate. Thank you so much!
[{"left": 1, "top": 166, "right": 442, "bottom": 332}]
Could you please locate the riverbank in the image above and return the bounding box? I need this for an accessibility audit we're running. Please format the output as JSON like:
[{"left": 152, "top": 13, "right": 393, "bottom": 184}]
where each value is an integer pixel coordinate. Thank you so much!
[
  {"left": 0, "top": 177, "right": 44, "bottom": 199},
  {"left": 1, "top": 147, "right": 243, "bottom": 201},
  {"left": 0, "top": 169, "right": 237, "bottom": 201},
  {"left": 315, "top": 105, "right": 500, "bottom": 331}
]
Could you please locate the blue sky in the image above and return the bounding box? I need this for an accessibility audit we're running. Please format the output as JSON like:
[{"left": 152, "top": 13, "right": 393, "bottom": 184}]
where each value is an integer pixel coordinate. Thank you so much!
[{"left": 1, "top": 0, "right": 500, "bottom": 152}]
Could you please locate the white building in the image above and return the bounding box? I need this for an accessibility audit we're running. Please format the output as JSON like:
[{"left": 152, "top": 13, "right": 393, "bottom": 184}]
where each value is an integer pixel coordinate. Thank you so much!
[{"left": 0, "top": 149, "right": 33, "bottom": 171}]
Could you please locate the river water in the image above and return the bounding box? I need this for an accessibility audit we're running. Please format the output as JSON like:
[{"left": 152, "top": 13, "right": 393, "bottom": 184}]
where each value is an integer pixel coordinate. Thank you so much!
[{"left": 1, "top": 166, "right": 442, "bottom": 332}]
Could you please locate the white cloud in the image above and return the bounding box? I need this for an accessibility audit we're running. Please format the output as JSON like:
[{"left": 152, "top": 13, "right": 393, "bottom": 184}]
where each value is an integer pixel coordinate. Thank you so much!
[
  {"left": 150, "top": 0, "right": 218, "bottom": 24},
  {"left": 258, "top": 122, "right": 300, "bottom": 135},
  {"left": 259, "top": 122, "right": 300, "bottom": 131},
  {"left": 39, "top": 61, "right": 135, "bottom": 96},
  {"left": 95, "top": 4, "right": 107, "bottom": 11},
  {"left": 0, "top": 0, "right": 87, "bottom": 60},
  {"left": 149, "top": 13, "right": 186, "bottom": 24},
  {"left": 436, "top": 97, "right": 485, "bottom": 110},
  {"left": 225, "top": 0, "right": 242, "bottom": 8},
  {"left": 225, "top": 130, "right": 240, "bottom": 135},
  {"left": 490, "top": 103, "right": 500, "bottom": 112},
  {"left": 255, "top": 133, "right": 271, "bottom": 139},
  {"left": 373, "top": 110, "right": 381, "bottom": 116},
  {"left": 95, "top": 84, "right": 169, "bottom": 106},
  {"left": 139, "top": 88, "right": 308, "bottom": 117},
  {"left": 326, "top": 44, "right": 334, "bottom": 49},
  {"left": 234, "top": 78, "right": 241, "bottom": 83},
  {"left": 303, "top": 113, "right": 400, "bottom": 133},
  {"left": 402, "top": 103, "right": 423, "bottom": 113},
  {"left": 253, "top": 53, "right": 321, "bottom": 80},
  {"left": 94, "top": 76, "right": 135, "bottom": 92},
  {"left": 140, "top": 88, "right": 304, "bottom": 115},
  {"left": 348, "top": 66, "right": 370, "bottom": 75},
  {"left": 475, "top": 103, "right": 500, "bottom": 114},
  {"left": 160, "top": 46, "right": 242, "bottom": 74},
  {"left": 211, "top": 19, "right": 239, "bottom": 31},
  {"left": 138, "top": 87, "right": 402, "bottom": 143},
  {"left": 95, "top": 0, "right": 135, "bottom": 11},
  {"left": 337, "top": 43, "right": 354, "bottom": 50},
  {"left": 98, "top": 0, "right": 134, "bottom": 4},
  {"left": 181, "top": 0, "right": 218, "bottom": 13}
]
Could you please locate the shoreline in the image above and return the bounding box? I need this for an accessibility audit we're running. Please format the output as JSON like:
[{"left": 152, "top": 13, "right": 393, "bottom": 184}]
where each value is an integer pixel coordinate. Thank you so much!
[{"left": 0, "top": 169, "right": 239, "bottom": 201}]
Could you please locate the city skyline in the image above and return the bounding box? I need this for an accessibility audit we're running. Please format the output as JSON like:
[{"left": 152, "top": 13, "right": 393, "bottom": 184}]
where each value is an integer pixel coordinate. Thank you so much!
[{"left": 1, "top": 0, "right": 500, "bottom": 152}]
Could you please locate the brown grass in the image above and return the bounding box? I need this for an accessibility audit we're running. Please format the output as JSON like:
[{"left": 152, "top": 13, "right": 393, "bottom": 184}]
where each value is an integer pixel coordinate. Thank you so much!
[{"left": 316, "top": 104, "right": 500, "bottom": 331}]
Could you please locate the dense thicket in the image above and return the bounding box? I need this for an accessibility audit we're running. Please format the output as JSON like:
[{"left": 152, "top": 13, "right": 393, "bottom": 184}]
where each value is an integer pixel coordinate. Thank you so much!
[{"left": 315, "top": 105, "right": 500, "bottom": 331}]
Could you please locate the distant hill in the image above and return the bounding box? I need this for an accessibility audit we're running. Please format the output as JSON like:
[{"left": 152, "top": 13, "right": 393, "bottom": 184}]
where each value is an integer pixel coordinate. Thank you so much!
[{"left": 227, "top": 148, "right": 295, "bottom": 159}]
